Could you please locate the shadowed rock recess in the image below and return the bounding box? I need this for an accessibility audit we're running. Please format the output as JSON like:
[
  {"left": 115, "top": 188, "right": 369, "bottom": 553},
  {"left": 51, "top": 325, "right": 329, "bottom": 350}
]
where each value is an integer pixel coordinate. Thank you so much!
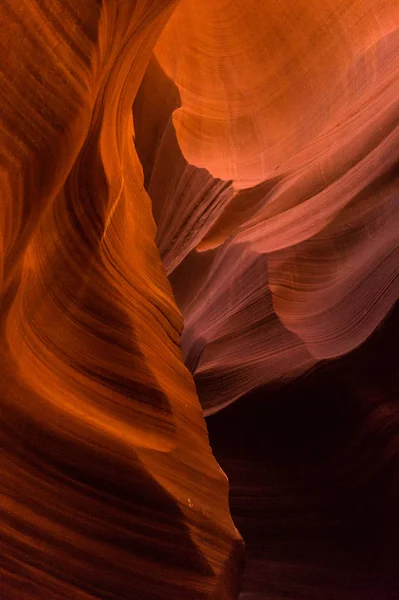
[{"left": 1, "top": 1, "right": 398, "bottom": 599}]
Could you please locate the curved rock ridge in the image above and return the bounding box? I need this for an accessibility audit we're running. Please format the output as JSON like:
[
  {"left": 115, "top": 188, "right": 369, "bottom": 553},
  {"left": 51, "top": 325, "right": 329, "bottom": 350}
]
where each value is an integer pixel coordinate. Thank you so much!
[
  {"left": 0, "top": 1, "right": 244, "bottom": 599},
  {"left": 134, "top": 2, "right": 399, "bottom": 413}
]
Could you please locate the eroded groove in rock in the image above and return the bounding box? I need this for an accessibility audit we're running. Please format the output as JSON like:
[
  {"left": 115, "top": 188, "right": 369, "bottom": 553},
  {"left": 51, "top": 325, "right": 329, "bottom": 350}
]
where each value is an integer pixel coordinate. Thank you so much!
[{"left": 134, "top": 56, "right": 236, "bottom": 276}]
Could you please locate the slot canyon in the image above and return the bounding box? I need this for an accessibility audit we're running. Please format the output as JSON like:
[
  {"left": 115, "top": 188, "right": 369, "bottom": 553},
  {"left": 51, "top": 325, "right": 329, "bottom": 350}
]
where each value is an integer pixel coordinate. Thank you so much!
[{"left": 0, "top": 1, "right": 398, "bottom": 598}]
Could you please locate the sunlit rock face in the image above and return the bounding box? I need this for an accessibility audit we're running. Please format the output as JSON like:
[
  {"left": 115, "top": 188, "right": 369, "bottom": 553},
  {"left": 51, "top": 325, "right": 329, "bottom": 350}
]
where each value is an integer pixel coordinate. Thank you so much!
[
  {"left": 155, "top": 0, "right": 398, "bottom": 187},
  {"left": 135, "top": 0, "right": 399, "bottom": 414},
  {"left": 0, "top": 1, "right": 243, "bottom": 599}
]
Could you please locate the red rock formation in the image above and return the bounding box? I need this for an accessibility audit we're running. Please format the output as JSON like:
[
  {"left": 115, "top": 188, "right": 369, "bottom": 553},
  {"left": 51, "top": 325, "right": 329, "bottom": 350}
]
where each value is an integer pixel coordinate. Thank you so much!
[
  {"left": 2, "top": 0, "right": 399, "bottom": 598},
  {"left": 135, "top": 0, "right": 399, "bottom": 413},
  {"left": 0, "top": 2, "right": 243, "bottom": 598}
]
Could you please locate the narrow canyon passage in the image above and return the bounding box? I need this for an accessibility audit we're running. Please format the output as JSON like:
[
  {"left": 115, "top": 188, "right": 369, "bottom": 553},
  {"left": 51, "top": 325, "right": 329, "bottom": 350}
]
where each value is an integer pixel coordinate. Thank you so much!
[{"left": 1, "top": 0, "right": 399, "bottom": 599}]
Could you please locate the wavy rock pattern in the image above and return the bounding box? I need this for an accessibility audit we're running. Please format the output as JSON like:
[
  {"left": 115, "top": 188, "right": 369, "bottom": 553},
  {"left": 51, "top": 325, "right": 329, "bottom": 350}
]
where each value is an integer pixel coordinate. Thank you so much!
[
  {"left": 0, "top": 2, "right": 243, "bottom": 599},
  {"left": 134, "top": 0, "right": 399, "bottom": 413}
]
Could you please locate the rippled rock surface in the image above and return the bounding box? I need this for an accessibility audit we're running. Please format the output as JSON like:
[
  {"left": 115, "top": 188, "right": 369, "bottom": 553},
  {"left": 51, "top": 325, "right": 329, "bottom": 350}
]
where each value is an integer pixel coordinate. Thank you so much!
[{"left": 0, "top": 2, "right": 243, "bottom": 599}]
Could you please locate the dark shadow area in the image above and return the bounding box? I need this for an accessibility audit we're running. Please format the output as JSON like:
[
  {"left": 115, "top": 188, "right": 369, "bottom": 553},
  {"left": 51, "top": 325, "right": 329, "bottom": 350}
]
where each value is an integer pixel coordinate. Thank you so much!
[{"left": 208, "top": 302, "right": 399, "bottom": 599}]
